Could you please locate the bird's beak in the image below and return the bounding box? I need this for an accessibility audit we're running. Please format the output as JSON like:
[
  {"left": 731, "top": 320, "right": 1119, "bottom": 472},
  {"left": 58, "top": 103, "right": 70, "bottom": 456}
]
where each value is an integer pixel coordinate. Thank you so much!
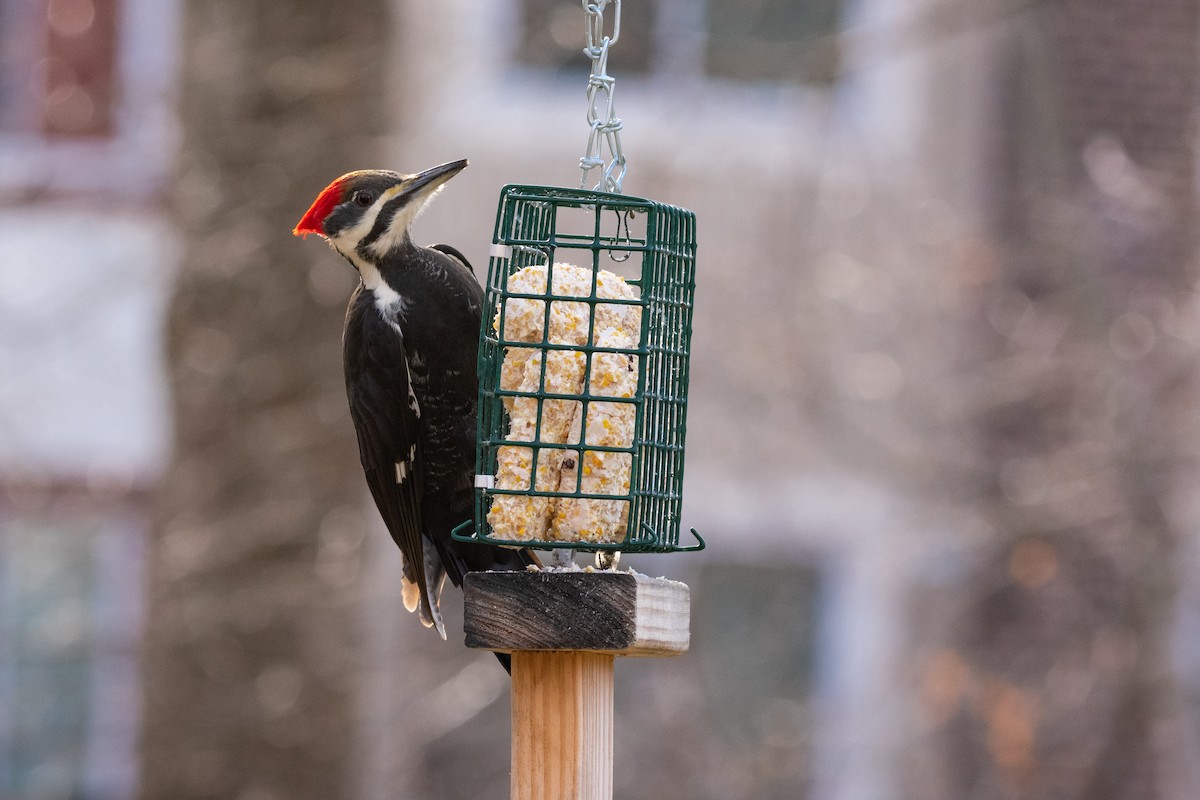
[{"left": 395, "top": 159, "right": 469, "bottom": 205}]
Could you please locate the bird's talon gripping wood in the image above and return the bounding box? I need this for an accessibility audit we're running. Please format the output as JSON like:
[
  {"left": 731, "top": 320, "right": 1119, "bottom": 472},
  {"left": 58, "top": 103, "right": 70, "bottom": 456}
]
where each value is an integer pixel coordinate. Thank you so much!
[{"left": 294, "top": 159, "right": 535, "bottom": 666}]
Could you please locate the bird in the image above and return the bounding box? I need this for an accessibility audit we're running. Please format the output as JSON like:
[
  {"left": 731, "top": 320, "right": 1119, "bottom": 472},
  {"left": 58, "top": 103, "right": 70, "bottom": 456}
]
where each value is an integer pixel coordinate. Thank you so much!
[{"left": 293, "top": 159, "right": 535, "bottom": 666}]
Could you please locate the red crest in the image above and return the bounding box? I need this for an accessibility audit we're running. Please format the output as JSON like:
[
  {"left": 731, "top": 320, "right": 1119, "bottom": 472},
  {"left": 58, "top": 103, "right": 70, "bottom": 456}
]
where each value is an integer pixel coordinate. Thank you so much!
[{"left": 293, "top": 177, "right": 347, "bottom": 237}]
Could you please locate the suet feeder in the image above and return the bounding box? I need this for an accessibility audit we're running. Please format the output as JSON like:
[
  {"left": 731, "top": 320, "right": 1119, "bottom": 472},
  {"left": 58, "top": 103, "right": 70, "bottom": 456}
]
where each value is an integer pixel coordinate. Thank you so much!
[{"left": 451, "top": 185, "right": 704, "bottom": 555}]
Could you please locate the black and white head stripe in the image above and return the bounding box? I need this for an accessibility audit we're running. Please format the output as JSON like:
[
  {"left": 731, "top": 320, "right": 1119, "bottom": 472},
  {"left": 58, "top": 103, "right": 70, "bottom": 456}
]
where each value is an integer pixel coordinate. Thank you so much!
[
  {"left": 357, "top": 159, "right": 469, "bottom": 256},
  {"left": 358, "top": 188, "right": 426, "bottom": 253},
  {"left": 318, "top": 171, "right": 403, "bottom": 241}
]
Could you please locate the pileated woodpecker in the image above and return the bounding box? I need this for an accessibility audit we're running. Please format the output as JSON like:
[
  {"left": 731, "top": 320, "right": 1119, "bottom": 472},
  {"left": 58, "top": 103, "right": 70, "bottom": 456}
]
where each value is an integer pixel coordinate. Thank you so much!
[{"left": 293, "top": 159, "right": 533, "bottom": 658}]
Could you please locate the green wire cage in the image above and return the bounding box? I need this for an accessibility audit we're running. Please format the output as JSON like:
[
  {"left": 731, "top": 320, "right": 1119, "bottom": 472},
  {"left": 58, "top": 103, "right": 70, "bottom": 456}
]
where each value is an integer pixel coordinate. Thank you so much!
[{"left": 452, "top": 185, "right": 703, "bottom": 554}]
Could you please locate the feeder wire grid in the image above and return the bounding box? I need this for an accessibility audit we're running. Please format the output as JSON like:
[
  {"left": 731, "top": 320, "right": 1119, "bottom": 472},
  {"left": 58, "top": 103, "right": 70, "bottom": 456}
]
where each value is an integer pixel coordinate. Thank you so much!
[{"left": 452, "top": 185, "right": 703, "bottom": 554}]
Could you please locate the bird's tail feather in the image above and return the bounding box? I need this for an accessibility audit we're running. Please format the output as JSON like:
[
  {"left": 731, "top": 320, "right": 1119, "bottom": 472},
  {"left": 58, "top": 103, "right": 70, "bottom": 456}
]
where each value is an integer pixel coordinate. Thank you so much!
[
  {"left": 421, "top": 544, "right": 448, "bottom": 639},
  {"left": 401, "top": 547, "right": 448, "bottom": 640},
  {"left": 401, "top": 572, "right": 421, "bottom": 614}
]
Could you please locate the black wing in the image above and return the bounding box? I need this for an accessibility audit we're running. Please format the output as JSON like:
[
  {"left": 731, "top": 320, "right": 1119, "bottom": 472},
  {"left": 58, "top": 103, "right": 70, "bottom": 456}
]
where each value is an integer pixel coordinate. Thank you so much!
[
  {"left": 429, "top": 243, "right": 473, "bottom": 274},
  {"left": 342, "top": 286, "right": 433, "bottom": 623}
]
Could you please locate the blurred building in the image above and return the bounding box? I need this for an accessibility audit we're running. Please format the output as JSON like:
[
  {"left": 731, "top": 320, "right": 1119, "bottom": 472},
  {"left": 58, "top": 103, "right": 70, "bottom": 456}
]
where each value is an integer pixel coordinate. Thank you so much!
[{"left": 0, "top": 0, "right": 181, "bottom": 797}]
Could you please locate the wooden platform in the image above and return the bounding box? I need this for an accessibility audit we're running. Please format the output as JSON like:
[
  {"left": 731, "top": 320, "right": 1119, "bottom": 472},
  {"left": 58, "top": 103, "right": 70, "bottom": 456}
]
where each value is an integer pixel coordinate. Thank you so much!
[{"left": 463, "top": 569, "right": 690, "bottom": 656}]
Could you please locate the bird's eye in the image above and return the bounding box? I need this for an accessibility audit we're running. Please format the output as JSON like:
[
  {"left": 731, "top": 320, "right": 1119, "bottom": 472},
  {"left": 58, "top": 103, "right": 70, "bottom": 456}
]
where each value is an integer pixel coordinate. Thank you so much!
[{"left": 352, "top": 190, "right": 375, "bottom": 207}]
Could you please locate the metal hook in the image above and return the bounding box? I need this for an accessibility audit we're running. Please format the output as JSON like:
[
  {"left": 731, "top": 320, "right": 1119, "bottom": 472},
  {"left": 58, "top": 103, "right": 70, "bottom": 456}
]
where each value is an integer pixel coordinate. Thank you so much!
[{"left": 609, "top": 209, "right": 632, "bottom": 262}]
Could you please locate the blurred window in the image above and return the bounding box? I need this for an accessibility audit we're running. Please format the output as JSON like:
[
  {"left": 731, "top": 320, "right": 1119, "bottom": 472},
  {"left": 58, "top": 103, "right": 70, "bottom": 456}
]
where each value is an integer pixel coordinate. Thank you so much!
[
  {"left": 514, "top": 0, "right": 843, "bottom": 86},
  {"left": 517, "top": 0, "right": 655, "bottom": 76},
  {"left": 0, "top": 0, "right": 178, "bottom": 198},
  {"left": 43, "top": 0, "right": 120, "bottom": 137},
  {"left": 0, "top": 497, "right": 144, "bottom": 800},
  {"left": 704, "top": 0, "right": 842, "bottom": 85},
  {"left": 0, "top": 0, "right": 119, "bottom": 137},
  {"left": 693, "top": 562, "right": 823, "bottom": 798}
]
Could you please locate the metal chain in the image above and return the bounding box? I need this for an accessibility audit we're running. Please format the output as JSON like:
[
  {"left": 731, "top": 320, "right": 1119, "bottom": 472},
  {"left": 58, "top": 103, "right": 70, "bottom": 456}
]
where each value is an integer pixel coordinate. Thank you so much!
[{"left": 578, "top": 0, "right": 626, "bottom": 193}]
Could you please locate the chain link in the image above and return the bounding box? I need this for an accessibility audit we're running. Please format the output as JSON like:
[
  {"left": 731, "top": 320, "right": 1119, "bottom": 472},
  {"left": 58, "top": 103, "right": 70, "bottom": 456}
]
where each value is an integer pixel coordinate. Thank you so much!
[{"left": 578, "top": 0, "right": 626, "bottom": 193}]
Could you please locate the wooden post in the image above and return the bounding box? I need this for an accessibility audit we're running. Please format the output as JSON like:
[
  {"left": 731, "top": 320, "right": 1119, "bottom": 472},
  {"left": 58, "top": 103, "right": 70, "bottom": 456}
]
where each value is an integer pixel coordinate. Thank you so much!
[
  {"left": 511, "top": 651, "right": 614, "bottom": 800},
  {"left": 464, "top": 570, "right": 690, "bottom": 800}
]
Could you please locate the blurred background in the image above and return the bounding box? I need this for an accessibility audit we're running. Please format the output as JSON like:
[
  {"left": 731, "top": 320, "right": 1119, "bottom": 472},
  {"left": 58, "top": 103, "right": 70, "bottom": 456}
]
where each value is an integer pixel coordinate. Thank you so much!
[{"left": 1, "top": 0, "right": 1199, "bottom": 798}]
